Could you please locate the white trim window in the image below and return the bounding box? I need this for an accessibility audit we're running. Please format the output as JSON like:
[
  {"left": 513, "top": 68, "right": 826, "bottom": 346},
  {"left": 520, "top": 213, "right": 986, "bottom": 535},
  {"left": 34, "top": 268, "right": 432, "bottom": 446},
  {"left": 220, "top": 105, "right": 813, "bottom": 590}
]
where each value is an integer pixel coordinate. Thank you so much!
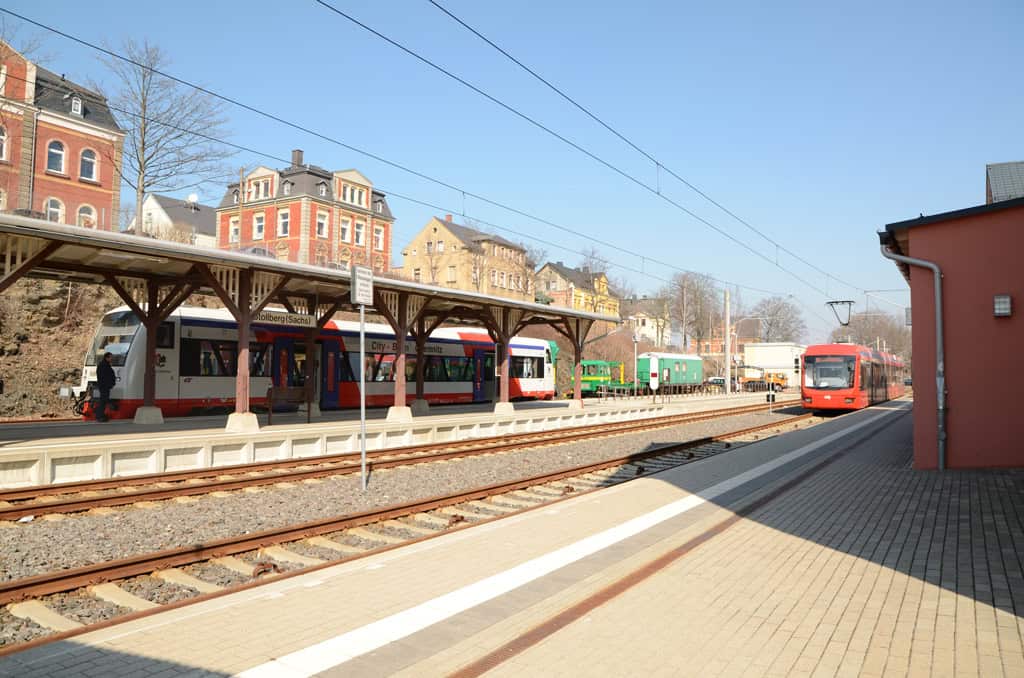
[
  {"left": 80, "top": 149, "right": 97, "bottom": 181},
  {"left": 340, "top": 217, "right": 351, "bottom": 243},
  {"left": 318, "top": 182, "right": 327, "bottom": 197},
  {"left": 71, "top": 96, "right": 82, "bottom": 116},
  {"left": 354, "top": 221, "right": 365, "bottom": 246},
  {"left": 249, "top": 178, "right": 271, "bottom": 201},
  {"left": 77, "top": 204, "right": 97, "bottom": 228},
  {"left": 253, "top": 213, "right": 265, "bottom": 240},
  {"left": 229, "top": 217, "right": 240, "bottom": 243},
  {"left": 372, "top": 225, "right": 384, "bottom": 251},
  {"left": 45, "top": 197, "right": 64, "bottom": 223},
  {"left": 283, "top": 181, "right": 292, "bottom": 196},
  {"left": 490, "top": 270, "right": 497, "bottom": 286},
  {"left": 47, "top": 140, "right": 65, "bottom": 173},
  {"left": 500, "top": 271, "right": 507, "bottom": 288},
  {"left": 316, "top": 211, "right": 328, "bottom": 238},
  {"left": 447, "top": 265, "right": 457, "bottom": 283},
  {"left": 436, "top": 240, "right": 444, "bottom": 253},
  {"left": 277, "top": 209, "right": 290, "bottom": 237},
  {"left": 413, "top": 268, "right": 421, "bottom": 283},
  {"left": 0, "top": 126, "right": 6, "bottom": 161}
]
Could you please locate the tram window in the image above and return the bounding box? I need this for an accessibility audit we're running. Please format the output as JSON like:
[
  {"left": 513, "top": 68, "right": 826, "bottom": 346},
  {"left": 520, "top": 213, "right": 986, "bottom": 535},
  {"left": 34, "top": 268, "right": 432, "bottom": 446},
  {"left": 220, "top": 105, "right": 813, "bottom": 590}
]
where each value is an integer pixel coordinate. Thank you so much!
[
  {"left": 156, "top": 322, "right": 175, "bottom": 349},
  {"left": 511, "top": 356, "right": 543, "bottom": 379},
  {"left": 250, "top": 343, "right": 270, "bottom": 377},
  {"left": 405, "top": 356, "right": 417, "bottom": 381},
  {"left": 484, "top": 355, "right": 495, "bottom": 381},
  {"left": 424, "top": 355, "right": 448, "bottom": 381},
  {"left": 585, "top": 364, "right": 598, "bottom": 376},
  {"left": 181, "top": 338, "right": 236, "bottom": 377}
]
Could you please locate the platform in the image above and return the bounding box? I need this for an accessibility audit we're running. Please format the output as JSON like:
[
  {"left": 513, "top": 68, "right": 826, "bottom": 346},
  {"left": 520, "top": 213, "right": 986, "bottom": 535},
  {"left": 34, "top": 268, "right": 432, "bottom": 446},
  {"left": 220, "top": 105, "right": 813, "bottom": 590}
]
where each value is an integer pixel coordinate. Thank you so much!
[
  {"left": 0, "top": 392, "right": 796, "bottom": 488},
  {"left": 4, "top": 398, "right": 1016, "bottom": 677}
]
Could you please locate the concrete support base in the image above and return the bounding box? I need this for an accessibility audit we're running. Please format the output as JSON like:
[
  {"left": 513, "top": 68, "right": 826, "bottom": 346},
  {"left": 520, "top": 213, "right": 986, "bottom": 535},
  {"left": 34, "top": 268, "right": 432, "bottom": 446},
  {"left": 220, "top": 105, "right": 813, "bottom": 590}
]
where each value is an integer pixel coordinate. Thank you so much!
[
  {"left": 133, "top": 406, "right": 164, "bottom": 425},
  {"left": 493, "top": 401, "right": 516, "bottom": 416},
  {"left": 411, "top": 399, "right": 430, "bottom": 416},
  {"left": 566, "top": 399, "right": 584, "bottom": 410},
  {"left": 225, "top": 412, "right": 260, "bottom": 433},
  {"left": 308, "top": 403, "right": 321, "bottom": 418},
  {"left": 386, "top": 406, "right": 413, "bottom": 423}
]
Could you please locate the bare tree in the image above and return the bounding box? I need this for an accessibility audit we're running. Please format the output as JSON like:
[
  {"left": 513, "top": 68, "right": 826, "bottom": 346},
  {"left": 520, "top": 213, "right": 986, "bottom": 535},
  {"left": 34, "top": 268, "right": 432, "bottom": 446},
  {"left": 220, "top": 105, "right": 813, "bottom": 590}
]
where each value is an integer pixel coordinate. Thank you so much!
[
  {"left": 578, "top": 245, "right": 609, "bottom": 274},
  {"left": 666, "top": 272, "right": 721, "bottom": 352},
  {"left": 830, "top": 311, "right": 911, "bottom": 357},
  {"left": 94, "top": 39, "right": 235, "bottom": 232},
  {"left": 514, "top": 242, "right": 544, "bottom": 300},
  {"left": 749, "top": 296, "right": 806, "bottom": 342}
]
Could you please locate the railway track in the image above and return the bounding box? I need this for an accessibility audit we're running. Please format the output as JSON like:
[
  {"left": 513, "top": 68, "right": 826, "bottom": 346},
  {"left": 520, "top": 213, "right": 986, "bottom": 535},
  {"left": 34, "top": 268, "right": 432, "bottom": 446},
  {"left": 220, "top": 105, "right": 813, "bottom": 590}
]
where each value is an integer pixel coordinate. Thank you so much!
[
  {"left": 0, "top": 400, "right": 800, "bottom": 520},
  {"left": 0, "top": 411, "right": 818, "bottom": 654}
]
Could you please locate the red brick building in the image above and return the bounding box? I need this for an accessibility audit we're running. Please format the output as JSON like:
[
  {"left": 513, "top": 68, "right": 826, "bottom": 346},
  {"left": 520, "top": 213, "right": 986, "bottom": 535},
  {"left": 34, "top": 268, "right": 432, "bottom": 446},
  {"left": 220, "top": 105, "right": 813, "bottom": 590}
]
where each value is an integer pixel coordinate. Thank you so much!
[
  {"left": 882, "top": 196, "right": 1024, "bottom": 469},
  {"left": 216, "top": 150, "right": 394, "bottom": 270},
  {"left": 0, "top": 42, "right": 124, "bottom": 229}
]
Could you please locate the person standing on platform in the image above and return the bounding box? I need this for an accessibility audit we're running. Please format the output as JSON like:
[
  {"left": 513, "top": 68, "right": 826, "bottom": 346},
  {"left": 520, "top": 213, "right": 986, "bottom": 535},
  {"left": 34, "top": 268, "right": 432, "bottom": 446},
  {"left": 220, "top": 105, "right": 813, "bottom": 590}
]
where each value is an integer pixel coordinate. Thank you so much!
[{"left": 95, "top": 352, "right": 116, "bottom": 422}]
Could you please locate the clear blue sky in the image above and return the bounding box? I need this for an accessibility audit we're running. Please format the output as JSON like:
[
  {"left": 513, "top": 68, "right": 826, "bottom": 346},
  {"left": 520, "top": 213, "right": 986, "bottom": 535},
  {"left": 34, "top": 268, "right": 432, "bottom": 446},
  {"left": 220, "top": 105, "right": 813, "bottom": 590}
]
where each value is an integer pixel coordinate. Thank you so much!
[{"left": 6, "top": 0, "right": 1022, "bottom": 341}]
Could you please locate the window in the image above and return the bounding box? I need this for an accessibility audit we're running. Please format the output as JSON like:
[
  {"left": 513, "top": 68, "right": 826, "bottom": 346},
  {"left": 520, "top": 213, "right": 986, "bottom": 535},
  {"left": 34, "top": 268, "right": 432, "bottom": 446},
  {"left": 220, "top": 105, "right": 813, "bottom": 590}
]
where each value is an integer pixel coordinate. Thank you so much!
[
  {"left": 0, "top": 126, "right": 5, "bottom": 160},
  {"left": 71, "top": 96, "right": 82, "bottom": 116},
  {"left": 425, "top": 241, "right": 433, "bottom": 254},
  {"left": 248, "top": 178, "right": 271, "bottom": 200},
  {"left": 373, "top": 225, "right": 384, "bottom": 250},
  {"left": 0, "top": 65, "right": 6, "bottom": 95},
  {"left": 316, "top": 211, "right": 328, "bottom": 238},
  {"left": 357, "top": 189, "right": 365, "bottom": 206},
  {"left": 318, "top": 183, "right": 327, "bottom": 197},
  {"left": 413, "top": 268, "right": 421, "bottom": 283},
  {"left": 511, "top": 356, "right": 544, "bottom": 379},
  {"left": 45, "top": 197, "right": 64, "bottom": 223},
  {"left": 342, "top": 185, "right": 349, "bottom": 202},
  {"left": 340, "top": 217, "right": 351, "bottom": 243},
  {"left": 490, "top": 270, "right": 497, "bottom": 286},
  {"left": 46, "top": 141, "right": 65, "bottom": 173},
  {"left": 77, "top": 204, "right": 96, "bottom": 228},
  {"left": 253, "top": 213, "right": 265, "bottom": 240},
  {"left": 436, "top": 240, "right": 444, "bottom": 253},
  {"left": 375, "top": 201, "right": 382, "bottom": 214},
  {"left": 283, "top": 181, "right": 291, "bottom": 196},
  {"left": 229, "top": 217, "right": 240, "bottom": 243},
  {"left": 80, "top": 149, "right": 97, "bottom": 181},
  {"left": 232, "top": 190, "right": 239, "bottom": 205},
  {"left": 0, "top": 189, "right": 6, "bottom": 211},
  {"left": 354, "top": 221, "right": 365, "bottom": 246},
  {"left": 447, "top": 265, "right": 456, "bottom": 283},
  {"left": 277, "top": 210, "right": 290, "bottom": 237}
]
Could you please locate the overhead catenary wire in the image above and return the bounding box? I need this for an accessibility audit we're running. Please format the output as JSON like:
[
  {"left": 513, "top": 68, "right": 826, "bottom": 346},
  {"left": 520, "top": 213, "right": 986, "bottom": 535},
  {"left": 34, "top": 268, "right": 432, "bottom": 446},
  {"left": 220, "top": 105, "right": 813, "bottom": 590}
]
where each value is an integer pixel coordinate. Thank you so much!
[
  {"left": 312, "top": 0, "right": 840, "bottom": 302},
  {"left": 0, "top": 7, "right": 799, "bottom": 302},
  {"left": 424, "top": 0, "right": 903, "bottom": 313}
]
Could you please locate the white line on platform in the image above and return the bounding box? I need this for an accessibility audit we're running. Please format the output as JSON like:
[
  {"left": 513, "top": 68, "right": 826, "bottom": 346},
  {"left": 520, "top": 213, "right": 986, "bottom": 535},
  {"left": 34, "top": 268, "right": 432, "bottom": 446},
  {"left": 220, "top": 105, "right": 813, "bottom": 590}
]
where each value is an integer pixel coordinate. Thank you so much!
[{"left": 237, "top": 402, "right": 909, "bottom": 678}]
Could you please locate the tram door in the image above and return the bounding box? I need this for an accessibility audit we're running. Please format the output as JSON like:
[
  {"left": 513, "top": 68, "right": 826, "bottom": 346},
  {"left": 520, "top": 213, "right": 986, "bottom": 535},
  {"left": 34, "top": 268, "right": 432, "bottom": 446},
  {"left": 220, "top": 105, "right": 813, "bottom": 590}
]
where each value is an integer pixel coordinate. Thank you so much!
[
  {"left": 320, "top": 339, "right": 341, "bottom": 409},
  {"left": 272, "top": 337, "right": 298, "bottom": 387},
  {"left": 472, "top": 350, "right": 496, "bottom": 402}
]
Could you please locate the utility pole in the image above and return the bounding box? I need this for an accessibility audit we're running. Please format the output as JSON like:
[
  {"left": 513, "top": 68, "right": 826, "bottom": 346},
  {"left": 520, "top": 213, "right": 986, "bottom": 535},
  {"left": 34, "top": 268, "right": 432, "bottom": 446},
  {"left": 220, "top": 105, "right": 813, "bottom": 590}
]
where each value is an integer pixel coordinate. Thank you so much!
[{"left": 724, "top": 290, "right": 731, "bottom": 395}]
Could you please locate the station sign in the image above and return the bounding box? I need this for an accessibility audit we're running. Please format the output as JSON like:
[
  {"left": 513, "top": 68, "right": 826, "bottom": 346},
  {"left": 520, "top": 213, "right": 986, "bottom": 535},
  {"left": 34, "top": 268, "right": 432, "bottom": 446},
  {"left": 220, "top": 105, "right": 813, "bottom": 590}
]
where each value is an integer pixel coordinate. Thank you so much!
[
  {"left": 253, "top": 309, "right": 315, "bottom": 328},
  {"left": 351, "top": 265, "right": 373, "bottom": 306}
]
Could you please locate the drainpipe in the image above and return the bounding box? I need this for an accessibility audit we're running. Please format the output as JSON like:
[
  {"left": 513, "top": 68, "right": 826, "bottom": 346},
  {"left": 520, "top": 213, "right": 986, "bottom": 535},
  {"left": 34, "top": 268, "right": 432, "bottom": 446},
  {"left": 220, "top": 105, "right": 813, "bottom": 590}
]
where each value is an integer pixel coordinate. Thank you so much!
[{"left": 879, "top": 233, "right": 946, "bottom": 470}]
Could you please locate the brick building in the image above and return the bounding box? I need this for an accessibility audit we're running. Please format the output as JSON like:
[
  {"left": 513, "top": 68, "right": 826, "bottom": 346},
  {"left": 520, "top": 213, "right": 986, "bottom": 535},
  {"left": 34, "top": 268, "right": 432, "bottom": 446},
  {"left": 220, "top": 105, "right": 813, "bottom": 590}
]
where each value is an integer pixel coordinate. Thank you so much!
[
  {"left": 0, "top": 42, "right": 124, "bottom": 229},
  {"left": 536, "top": 261, "right": 620, "bottom": 317},
  {"left": 216, "top": 150, "right": 394, "bottom": 270}
]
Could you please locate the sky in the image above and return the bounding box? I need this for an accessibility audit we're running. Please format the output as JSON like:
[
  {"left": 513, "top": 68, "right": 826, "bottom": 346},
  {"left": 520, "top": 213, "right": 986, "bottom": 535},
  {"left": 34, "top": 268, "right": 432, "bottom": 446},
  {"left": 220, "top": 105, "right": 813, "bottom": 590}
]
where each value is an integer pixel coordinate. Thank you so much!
[{"left": 5, "top": 0, "right": 1022, "bottom": 342}]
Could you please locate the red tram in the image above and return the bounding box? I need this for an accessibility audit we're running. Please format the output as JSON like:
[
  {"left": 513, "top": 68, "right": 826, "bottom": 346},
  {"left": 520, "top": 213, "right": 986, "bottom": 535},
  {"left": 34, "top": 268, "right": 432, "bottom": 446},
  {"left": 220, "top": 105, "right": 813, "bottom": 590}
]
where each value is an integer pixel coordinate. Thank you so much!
[{"left": 801, "top": 343, "right": 905, "bottom": 411}]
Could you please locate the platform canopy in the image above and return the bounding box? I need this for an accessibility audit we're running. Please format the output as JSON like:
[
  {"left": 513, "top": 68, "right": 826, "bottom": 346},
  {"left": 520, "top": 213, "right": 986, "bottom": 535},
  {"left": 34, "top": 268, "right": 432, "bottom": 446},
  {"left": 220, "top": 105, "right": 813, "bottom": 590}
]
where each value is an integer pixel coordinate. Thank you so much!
[{"left": 0, "top": 214, "right": 618, "bottom": 425}]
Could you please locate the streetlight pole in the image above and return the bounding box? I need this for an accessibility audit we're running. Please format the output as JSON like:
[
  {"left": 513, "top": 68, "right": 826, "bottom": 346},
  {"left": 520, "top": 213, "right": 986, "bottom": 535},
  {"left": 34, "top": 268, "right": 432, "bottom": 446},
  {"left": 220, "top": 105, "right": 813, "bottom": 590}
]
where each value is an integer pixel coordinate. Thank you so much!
[{"left": 633, "top": 333, "right": 638, "bottom": 397}]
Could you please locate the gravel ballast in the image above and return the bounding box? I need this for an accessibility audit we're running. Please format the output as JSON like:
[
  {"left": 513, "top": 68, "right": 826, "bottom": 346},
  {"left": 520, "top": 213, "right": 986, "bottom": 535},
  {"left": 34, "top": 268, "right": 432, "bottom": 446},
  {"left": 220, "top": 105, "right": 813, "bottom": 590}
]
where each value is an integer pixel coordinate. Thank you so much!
[{"left": 0, "top": 409, "right": 808, "bottom": 582}]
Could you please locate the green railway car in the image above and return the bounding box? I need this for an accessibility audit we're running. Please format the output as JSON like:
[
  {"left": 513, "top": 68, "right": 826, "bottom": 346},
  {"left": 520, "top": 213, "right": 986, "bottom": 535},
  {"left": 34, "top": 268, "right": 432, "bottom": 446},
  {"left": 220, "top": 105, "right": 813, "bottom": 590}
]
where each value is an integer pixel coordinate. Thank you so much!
[
  {"left": 568, "top": 359, "right": 625, "bottom": 396},
  {"left": 638, "top": 352, "right": 704, "bottom": 392}
]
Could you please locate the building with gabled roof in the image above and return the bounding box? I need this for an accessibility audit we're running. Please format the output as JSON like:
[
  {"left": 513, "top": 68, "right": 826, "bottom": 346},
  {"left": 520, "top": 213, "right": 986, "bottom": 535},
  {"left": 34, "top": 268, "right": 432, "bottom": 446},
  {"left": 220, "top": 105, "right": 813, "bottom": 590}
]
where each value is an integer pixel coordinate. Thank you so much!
[
  {"left": 399, "top": 214, "right": 532, "bottom": 301},
  {"left": 0, "top": 41, "right": 125, "bottom": 230},
  {"left": 986, "top": 161, "right": 1024, "bottom": 204},
  {"left": 126, "top": 193, "right": 217, "bottom": 247},
  {"left": 215, "top": 149, "right": 394, "bottom": 269},
  {"left": 536, "top": 261, "right": 620, "bottom": 318}
]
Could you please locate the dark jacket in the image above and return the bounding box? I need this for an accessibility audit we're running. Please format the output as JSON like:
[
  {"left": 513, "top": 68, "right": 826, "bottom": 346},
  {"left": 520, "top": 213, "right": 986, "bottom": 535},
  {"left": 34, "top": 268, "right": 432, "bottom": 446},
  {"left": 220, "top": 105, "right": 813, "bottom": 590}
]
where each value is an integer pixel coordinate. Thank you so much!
[{"left": 97, "top": 360, "right": 116, "bottom": 391}]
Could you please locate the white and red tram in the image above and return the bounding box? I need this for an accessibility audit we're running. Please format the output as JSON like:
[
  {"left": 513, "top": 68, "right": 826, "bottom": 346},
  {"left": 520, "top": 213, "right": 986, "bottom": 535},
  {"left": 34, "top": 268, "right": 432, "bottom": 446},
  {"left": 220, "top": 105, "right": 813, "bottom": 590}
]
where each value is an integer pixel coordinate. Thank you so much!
[
  {"left": 72, "top": 306, "right": 557, "bottom": 420},
  {"left": 801, "top": 343, "right": 905, "bottom": 411}
]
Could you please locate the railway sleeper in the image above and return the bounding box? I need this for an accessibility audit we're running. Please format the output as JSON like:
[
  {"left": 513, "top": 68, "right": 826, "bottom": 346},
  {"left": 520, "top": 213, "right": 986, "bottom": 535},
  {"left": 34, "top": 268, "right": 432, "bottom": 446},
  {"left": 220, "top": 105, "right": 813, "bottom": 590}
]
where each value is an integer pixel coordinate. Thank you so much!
[
  {"left": 438, "top": 505, "right": 490, "bottom": 521},
  {"left": 154, "top": 568, "right": 223, "bottom": 594},
  {"left": 304, "top": 536, "right": 367, "bottom": 556},
  {"left": 259, "top": 545, "right": 325, "bottom": 567},
  {"left": 211, "top": 556, "right": 257, "bottom": 576},
  {"left": 347, "top": 526, "right": 406, "bottom": 545},
  {"left": 7, "top": 600, "right": 82, "bottom": 632},
  {"left": 380, "top": 519, "right": 436, "bottom": 536},
  {"left": 88, "top": 583, "right": 158, "bottom": 611},
  {"left": 466, "top": 500, "right": 517, "bottom": 514},
  {"left": 490, "top": 494, "right": 541, "bottom": 508}
]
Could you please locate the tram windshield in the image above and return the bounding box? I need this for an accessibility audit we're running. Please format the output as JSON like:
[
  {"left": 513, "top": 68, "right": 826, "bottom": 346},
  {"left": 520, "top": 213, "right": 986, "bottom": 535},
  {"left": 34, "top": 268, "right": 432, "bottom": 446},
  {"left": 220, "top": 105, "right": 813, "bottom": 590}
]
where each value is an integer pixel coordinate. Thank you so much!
[
  {"left": 85, "top": 311, "right": 139, "bottom": 367},
  {"left": 804, "top": 355, "right": 856, "bottom": 389}
]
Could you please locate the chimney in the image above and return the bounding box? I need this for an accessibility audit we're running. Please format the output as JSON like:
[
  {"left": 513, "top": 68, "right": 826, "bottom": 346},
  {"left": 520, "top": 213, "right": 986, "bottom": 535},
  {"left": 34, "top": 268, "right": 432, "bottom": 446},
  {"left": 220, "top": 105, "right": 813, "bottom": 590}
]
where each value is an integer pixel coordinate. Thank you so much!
[
  {"left": 291, "top": 149, "right": 303, "bottom": 166},
  {"left": 444, "top": 214, "right": 453, "bottom": 222}
]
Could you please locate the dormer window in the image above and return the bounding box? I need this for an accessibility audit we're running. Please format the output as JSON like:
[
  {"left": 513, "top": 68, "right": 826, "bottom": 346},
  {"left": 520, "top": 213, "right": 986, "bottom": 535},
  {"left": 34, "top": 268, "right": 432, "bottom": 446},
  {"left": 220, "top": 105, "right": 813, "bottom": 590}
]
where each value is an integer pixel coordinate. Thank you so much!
[
  {"left": 283, "top": 181, "right": 292, "bottom": 196},
  {"left": 318, "top": 183, "right": 327, "bottom": 197},
  {"left": 232, "top": 190, "right": 239, "bottom": 205},
  {"left": 71, "top": 96, "right": 82, "bottom": 116}
]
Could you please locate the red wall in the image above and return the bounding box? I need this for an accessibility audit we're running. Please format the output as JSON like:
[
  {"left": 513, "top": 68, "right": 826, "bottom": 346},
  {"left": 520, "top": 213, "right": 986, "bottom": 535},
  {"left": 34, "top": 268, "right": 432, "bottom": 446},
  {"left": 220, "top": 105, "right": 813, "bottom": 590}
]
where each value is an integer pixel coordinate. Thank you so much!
[
  {"left": 906, "top": 204, "right": 1023, "bottom": 468},
  {"left": 34, "top": 121, "right": 119, "bottom": 230}
]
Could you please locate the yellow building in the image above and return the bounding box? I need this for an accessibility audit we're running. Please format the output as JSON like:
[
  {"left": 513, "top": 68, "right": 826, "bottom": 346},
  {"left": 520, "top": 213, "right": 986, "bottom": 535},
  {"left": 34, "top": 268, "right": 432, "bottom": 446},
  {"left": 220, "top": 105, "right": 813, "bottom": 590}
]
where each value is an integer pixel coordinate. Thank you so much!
[
  {"left": 399, "top": 215, "right": 533, "bottom": 302},
  {"left": 536, "top": 261, "right": 621, "bottom": 317}
]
